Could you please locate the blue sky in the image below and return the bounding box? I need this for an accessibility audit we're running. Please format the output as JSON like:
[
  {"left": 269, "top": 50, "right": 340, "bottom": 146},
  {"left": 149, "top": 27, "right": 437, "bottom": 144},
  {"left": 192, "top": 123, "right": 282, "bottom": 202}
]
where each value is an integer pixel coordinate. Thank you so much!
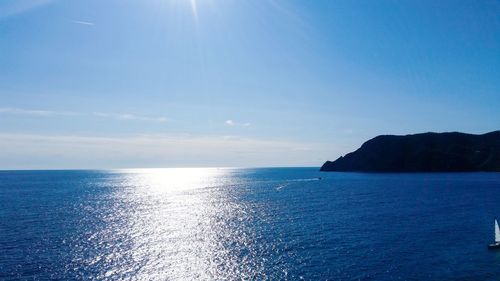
[{"left": 0, "top": 0, "right": 499, "bottom": 169}]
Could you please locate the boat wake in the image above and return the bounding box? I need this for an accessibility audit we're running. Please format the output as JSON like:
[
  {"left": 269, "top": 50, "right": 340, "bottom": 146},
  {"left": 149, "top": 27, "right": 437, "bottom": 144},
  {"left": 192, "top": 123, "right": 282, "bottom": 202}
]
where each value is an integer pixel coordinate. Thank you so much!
[
  {"left": 276, "top": 178, "right": 321, "bottom": 191},
  {"left": 276, "top": 183, "right": 289, "bottom": 191},
  {"left": 286, "top": 177, "right": 322, "bottom": 182}
]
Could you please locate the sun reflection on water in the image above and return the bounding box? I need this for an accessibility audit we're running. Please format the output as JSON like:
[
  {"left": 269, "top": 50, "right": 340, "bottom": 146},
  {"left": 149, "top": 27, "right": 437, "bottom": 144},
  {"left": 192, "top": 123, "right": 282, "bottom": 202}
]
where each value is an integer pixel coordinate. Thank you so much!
[
  {"left": 119, "top": 168, "right": 231, "bottom": 192},
  {"left": 75, "top": 168, "right": 267, "bottom": 280}
]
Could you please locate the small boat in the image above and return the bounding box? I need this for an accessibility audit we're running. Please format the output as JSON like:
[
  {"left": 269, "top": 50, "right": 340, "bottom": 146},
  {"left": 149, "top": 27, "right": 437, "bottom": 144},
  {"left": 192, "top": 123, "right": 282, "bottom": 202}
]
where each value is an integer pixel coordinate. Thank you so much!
[{"left": 488, "top": 219, "right": 500, "bottom": 249}]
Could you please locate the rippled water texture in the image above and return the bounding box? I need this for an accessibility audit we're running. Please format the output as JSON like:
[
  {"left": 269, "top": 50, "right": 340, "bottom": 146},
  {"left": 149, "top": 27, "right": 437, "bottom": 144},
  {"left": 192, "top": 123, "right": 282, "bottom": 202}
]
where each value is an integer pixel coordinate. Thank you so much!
[{"left": 1, "top": 168, "right": 500, "bottom": 280}]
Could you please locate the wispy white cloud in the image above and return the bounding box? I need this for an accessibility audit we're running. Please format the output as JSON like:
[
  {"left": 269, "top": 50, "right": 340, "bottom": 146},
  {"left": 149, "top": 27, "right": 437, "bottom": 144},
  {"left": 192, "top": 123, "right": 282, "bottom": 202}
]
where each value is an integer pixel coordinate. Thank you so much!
[
  {"left": 93, "top": 112, "right": 168, "bottom": 123},
  {"left": 0, "top": 107, "right": 77, "bottom": 116},
  {"left": 225, "top": 120, "right": 251, "bottom": 127},
  {"left": 71, "top": 20, "right": 94, "bottom": 26},
  {"left": 0, "top": 0, "right": 55, "bottom": 19},
  {"left": 189, "top": 0, "right": 198, "bottom": 21},
  {"left": 0, "top": 107, "right": 169, "bottom": 123}
]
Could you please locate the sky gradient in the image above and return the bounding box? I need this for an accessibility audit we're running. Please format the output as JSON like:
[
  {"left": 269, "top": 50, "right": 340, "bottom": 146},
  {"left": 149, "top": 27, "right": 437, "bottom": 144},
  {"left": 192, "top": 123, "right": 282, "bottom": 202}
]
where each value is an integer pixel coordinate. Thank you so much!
[{"left": 1, "top": 0, "right": 499, "bottom": 169}]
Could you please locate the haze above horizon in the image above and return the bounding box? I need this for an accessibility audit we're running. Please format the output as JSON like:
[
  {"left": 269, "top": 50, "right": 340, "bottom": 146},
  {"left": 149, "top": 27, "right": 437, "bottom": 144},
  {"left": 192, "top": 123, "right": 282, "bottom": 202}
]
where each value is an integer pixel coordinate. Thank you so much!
[{"left": 1, "top": 0, "right": 499, "bottom": 169}]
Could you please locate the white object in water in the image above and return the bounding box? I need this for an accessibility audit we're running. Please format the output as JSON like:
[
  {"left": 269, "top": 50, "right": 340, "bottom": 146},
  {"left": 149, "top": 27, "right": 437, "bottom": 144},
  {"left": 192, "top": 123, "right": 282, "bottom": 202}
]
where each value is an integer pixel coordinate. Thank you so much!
[
  {"left": 495, "top": 219, "right": 500, "bottom": 242},
  {"left": 488, "top": 219, "right": 500, "bottom": 249}
]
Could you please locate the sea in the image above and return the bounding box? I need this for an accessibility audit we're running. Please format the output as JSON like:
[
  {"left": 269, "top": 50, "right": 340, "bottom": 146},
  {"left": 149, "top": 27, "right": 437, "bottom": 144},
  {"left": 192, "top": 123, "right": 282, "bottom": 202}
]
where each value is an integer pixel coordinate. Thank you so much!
[{"left": 1, "top": 168, "right": 500, "bottom": 280}]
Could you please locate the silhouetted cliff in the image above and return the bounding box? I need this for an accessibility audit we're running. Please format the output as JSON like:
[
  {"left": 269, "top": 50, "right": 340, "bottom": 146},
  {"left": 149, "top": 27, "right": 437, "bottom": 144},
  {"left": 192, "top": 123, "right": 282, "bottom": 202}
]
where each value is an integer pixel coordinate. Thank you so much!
[{"left": 320, "top": 131, "right": 500, "bottom": 172}]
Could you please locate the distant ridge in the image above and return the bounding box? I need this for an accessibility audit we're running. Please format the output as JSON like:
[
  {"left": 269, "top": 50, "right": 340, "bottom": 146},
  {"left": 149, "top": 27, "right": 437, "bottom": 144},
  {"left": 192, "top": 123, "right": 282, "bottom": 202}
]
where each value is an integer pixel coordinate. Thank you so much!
[{"left": 320, "top": 131, "right": 500, "bottom": 172}]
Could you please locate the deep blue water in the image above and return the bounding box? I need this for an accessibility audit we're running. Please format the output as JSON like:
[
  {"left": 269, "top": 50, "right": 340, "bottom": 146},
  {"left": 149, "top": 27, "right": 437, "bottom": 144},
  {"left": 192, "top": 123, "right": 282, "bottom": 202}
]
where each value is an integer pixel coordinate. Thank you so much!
[{"left": 1, "top": 168, "right": 500, "bottom": 280}]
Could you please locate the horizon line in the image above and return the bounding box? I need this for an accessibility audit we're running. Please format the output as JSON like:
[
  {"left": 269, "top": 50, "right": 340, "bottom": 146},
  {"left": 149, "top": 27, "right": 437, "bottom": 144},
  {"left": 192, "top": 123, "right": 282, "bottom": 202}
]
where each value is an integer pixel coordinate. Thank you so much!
[{"left": 0, "top": 166, "right": 321, "bottom": 172}]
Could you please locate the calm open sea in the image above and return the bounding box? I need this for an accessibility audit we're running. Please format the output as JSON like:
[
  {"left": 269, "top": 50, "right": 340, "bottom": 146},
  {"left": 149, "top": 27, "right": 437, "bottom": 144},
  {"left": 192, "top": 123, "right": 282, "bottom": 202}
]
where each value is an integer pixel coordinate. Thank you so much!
[{"left": 1, "top": 168, "right": 500, "bottom": 280}]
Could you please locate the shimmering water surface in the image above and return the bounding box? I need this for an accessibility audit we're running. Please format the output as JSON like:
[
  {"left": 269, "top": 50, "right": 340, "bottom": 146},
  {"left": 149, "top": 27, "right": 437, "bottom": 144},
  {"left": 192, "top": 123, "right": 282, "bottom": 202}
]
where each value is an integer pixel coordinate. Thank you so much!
[{"left": 1, "top": 168, "right": 500, "bottom": 280}]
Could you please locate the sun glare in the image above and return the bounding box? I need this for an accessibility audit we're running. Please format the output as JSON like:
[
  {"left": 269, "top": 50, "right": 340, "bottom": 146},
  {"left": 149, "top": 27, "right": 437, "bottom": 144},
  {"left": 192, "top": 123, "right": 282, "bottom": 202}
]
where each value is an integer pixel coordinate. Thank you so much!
[{"left": 119, "top": 168, "right": 232, "bottom": 193}]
